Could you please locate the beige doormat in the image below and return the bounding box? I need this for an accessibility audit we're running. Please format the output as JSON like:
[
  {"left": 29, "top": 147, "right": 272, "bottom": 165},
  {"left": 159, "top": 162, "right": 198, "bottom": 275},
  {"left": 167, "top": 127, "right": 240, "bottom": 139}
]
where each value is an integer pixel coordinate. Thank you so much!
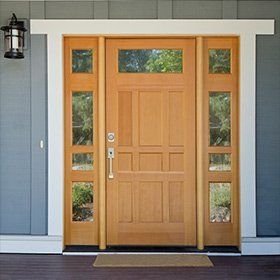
[{"left": 93, "top": 254, "right": 213, "bottom": 267}]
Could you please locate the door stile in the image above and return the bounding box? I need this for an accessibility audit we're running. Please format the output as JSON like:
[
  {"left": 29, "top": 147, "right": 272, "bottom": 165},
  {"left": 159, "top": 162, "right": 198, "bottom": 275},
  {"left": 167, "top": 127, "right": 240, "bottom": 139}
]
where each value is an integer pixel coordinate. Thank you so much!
[
  {"left": 98, "top": 37, "right": 106, "bottom": 250},
  {"left": 196, "top": 36, "right": 205, "bottom": 250}
]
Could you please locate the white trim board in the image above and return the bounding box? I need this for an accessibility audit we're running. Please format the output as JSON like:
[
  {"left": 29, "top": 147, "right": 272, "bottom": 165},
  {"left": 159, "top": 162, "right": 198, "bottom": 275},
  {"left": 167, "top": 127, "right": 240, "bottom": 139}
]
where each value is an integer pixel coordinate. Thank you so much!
[
  {"left": 242, "top": 237, "right": 280, "bottom": 255},
  {"left": 0, "top": 235, "right": 63, "bottom": 254},
  {"left": 28, "top": 19, "right": 274, "bottom": 255},
  {"left": 31, "top": 19, "right": 274, "bottom": 36}
]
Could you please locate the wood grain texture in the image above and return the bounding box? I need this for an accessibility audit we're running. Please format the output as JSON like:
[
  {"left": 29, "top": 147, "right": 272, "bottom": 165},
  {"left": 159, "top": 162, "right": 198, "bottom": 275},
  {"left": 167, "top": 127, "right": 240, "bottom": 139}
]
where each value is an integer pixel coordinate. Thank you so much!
[
  {"left": 106, "top": 38, "right": 196, "bottom": 245},
  {"left": 203, "top": 37, "right": 239, "bottom": 246},
  {"left": 0, "top": 254, "right": 279, "bottom": 280},
  {"left": 196, "top": 36, "right": 204, "bottom": 250},
  {"left": 64, "top": 37, "right": 99, "bottom": 245},
  {"left": 98, "top": 37, "right": 106, "bottom": 250}
]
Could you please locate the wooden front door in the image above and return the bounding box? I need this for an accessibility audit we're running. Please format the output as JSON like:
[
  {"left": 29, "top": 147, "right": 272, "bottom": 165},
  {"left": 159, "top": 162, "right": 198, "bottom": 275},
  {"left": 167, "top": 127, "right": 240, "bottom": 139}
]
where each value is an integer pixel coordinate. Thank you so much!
[{"left": 106, "top": 39, "right": 196, "bottom": 245}]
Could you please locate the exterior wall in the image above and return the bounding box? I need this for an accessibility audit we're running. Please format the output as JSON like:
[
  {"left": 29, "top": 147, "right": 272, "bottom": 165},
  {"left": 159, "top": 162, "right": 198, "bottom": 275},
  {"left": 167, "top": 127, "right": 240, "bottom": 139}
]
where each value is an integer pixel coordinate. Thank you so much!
[
  {"left": 0, "top": 2, "right": 47, "bottom": 234},
  {"left": 237, "top": 0, "right": 280, "bottom": 237},
  {"left": 0, "top": 0, "right": 279, "bottom": 237}
]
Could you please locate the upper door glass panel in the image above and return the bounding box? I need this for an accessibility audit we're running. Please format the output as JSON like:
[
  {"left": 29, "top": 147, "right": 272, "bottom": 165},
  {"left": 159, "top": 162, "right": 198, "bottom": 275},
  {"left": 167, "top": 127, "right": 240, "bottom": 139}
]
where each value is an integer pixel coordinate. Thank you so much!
[
  {"left": 118, "top": 49, "right": 183, "bottom": 73},
  {"left": 209, "top": 49, "right": 231, "bottom": 74},
  {"left": 72, "top": 49, "right": 93, "bottom": 73}
]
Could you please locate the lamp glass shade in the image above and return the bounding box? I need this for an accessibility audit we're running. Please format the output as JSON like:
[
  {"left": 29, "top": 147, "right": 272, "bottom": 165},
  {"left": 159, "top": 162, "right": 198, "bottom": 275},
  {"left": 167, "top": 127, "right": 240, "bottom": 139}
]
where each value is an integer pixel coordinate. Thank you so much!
[{"left": 1, "top": 14, "right": 26, "bottom": 59}]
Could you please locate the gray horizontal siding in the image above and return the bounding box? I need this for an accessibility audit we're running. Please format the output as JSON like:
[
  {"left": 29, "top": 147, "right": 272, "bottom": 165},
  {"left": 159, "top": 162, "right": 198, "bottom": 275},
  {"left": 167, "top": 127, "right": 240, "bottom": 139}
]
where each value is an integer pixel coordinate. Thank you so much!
[
  {"left": 0, "top": 1, "right": 31, "bottom": 235},
  {"left": 0, "top": 1, "right": 47, "bottom": 235},
  {"left": 237, "top": 0, "right": 280, "bottom": 237},
  {"left": 108, "top": 0, "right": 157, "bottom": 19},
  {"left": 173, "top": 0, "right": 223, "bottom": 19}
]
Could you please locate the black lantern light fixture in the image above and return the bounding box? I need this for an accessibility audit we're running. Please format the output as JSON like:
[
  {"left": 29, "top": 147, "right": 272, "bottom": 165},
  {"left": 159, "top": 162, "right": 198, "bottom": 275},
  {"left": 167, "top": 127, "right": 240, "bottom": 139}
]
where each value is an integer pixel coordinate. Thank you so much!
[{"left": 1, "top": 13, "right": 27, "bottom": 59}]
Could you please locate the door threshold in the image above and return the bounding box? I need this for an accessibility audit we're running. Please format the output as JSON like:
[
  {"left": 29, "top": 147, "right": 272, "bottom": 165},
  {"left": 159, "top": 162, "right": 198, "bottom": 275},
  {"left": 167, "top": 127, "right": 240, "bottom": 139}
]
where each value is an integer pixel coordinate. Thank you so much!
[{"left": 63, "top": 246, "right": 241, "bottom": 256}]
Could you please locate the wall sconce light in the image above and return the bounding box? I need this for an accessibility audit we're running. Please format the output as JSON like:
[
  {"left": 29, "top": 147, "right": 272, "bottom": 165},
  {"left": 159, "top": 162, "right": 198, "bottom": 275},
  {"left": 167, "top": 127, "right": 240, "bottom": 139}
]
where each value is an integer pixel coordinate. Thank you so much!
[{"left": 1, "top": 13, "right": 27, "bottom": 59}]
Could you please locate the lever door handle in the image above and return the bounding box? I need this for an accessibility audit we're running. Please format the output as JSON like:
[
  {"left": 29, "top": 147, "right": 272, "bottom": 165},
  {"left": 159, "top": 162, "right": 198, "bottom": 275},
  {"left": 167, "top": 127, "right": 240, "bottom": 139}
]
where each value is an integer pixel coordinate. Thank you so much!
[{"left": 108, "top": 148, "right": 115, "bottom": 179}]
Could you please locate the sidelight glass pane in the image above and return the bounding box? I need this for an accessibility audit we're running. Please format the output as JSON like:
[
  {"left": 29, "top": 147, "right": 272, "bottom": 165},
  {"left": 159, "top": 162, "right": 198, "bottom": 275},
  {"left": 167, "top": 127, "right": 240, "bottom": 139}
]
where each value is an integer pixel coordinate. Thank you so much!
[
  {"left": 209, "top": 153, "right": 231, "bottom": 171},
  {"left": 209, "top": 92, "right": 231, "bottom": 146},
  {"left": 72, "top": 182, "right": 93, "bottom": 222},
  {"left": 72, "top": 92, "right": 93, "bottom": 146},
  {"left": 72, "top": 49, "right": 93, "bottom": 73},
  {"left": 118, "top": 49, "right": 183, "bottom": 73},
  {"left": 72, "top": 153, "right": 93, "bottom": 171},
  {"left": 209, "top": 49, "right": 231, "bottom": 74},
  {"left": 210, "top": 182, "right": 231, "bottom": 223}
]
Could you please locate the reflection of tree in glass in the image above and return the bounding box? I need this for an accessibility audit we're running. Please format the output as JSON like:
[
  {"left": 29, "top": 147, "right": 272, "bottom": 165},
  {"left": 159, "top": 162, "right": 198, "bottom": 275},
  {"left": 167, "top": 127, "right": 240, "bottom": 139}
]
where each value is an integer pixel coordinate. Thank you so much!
[
  {"left": 209, "top": 92, "right": 231, "bottom": 146},
  {"left": 72, "top": 92, "right": 93, "bottom": 145},
  {"left": 72, "top": 50, "right": 93, "bottom": 73},
  {"left": 72, "top": 153, "right": 93, "bottom": 170},
  {"left": 72, "top": 182, "right": 93, "bottom": 222},
  {"left": 119, "top": 49, "right": 182, "bottom": 73},
  {"left": 209, "top": 49, "right": 231, "bottom": 73},
  {"left": 210, "top": 183, "right": 231, "bottom": 223},
  {"left": 209, "top": 153, "right": 231, "bottom": 171}
]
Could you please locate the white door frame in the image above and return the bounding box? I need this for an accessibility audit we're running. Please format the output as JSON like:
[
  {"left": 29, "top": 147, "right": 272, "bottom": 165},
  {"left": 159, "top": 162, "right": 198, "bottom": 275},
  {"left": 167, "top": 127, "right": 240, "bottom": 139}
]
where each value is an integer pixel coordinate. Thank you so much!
[{"left": 2, "top": 19, "right": 276, "bottom": 254}]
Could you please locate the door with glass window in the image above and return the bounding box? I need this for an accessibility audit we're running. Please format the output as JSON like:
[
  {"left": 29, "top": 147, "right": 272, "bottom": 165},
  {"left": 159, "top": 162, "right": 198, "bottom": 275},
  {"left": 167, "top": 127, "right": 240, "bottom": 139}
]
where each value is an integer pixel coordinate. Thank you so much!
[
  {"left": 64, "top": 36, "right": 239, "bottom": 247},
  {"left": 106, "top": 39, "right": 196, "bottom": 245}
]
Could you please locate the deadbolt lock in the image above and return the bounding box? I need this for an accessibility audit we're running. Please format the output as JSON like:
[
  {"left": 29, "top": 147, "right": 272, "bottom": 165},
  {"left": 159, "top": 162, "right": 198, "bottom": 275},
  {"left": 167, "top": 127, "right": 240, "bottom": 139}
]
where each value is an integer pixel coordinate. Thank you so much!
[{"left": 107, "top": 132, "right": 115, "bottom": 142}]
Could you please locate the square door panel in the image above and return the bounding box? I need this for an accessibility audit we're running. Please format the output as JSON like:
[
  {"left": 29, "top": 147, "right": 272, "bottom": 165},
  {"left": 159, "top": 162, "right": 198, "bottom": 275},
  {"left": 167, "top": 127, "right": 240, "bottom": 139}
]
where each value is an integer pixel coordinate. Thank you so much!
[
  {"left": 118, "top": 153, "right": 133, "bottom": 171},
  {"left": 139, "top": 153, "right": 163, "bottom": 171}
]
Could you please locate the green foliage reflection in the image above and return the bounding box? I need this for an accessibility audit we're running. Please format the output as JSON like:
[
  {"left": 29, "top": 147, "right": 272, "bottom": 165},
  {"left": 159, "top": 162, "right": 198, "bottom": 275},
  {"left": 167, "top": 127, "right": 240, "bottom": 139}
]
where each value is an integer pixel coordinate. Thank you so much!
[
  {"left": 209, "top": 92, "right": 231, "bottom": 146},
  {"left": 210, "top": 183, "right": 231, "bottom": 223},
  {"left": 72, "top": 92, "right": 93, "bottom": 145},
  {"left": 209, "top": 49, "right": 231, "bottom": 73},
  {"left": 118, "top": 49, "right": 183, "bottom": 73},
  {"left": 72, "top": 182, "right": 93, "bottom": 222}
]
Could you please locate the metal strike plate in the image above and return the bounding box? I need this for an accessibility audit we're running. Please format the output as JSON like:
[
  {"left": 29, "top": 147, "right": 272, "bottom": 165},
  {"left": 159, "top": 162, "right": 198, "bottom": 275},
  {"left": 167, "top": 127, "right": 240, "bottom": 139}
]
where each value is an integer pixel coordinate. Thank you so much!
[
  {"left": 108, "top": 147, "right": 115, "bottom": 159},
  {"left": 107, "top": 132, "right": 115, "bottom": 143}
]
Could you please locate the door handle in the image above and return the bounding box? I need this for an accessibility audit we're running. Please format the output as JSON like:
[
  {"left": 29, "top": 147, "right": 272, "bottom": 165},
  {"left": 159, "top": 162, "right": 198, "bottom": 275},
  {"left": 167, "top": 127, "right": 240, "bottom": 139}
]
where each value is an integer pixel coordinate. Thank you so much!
[{"left": 108, "top": 148, "right": 115, "bottom": 179}]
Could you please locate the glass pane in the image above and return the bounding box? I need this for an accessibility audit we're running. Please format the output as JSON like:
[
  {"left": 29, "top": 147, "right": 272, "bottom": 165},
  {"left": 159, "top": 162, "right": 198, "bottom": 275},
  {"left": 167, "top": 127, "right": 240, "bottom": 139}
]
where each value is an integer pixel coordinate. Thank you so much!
[
  {"left": 210, "top": 182, "right": 231, "bottom": 223},
  {"left": 72, "top": 49, "right": 93, "bottom": 73},
  {"left": 72, "top": 153, "right": 93, "bottom": 171},
  {"left": 209, "top": 92, "right": 231, "bottom": 146},
  {"left": 72, "top": 92, "right": 93, "bottom": 145},
  {"left": 118, "top": 49, "right": 183, "bottom": 73},
  {"left": 209, "top": 153, "right": 231, "bottom": 171},
  {"left": 72, "top": 182, "right": 93, "bottom": 222},
  {"left": 209, "top": 49, "right": 231, "bottom": 74}
]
